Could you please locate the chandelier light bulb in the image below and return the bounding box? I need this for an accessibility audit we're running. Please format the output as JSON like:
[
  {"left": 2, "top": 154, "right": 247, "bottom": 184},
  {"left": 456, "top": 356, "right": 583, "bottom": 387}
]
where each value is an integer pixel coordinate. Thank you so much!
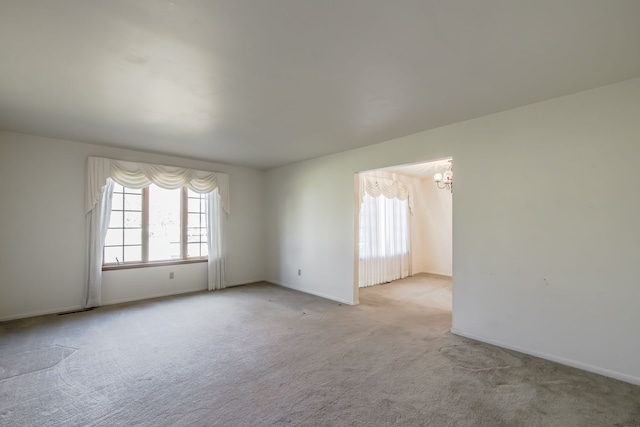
[{"left": 433, "top": 159, "right": 453, "bottom": 192}]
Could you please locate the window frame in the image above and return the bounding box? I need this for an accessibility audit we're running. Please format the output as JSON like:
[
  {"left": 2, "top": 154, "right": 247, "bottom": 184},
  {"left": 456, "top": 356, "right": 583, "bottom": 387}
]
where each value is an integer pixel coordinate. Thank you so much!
[{"left": 102, "top": 185, "right": 208, "bottom": 271}]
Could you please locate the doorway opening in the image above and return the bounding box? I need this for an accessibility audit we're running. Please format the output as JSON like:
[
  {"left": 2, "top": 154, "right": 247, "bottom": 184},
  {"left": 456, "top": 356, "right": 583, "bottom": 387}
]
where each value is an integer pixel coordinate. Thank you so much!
[{"left": 353, "top": 158, "right": 453, "bottom": 313}]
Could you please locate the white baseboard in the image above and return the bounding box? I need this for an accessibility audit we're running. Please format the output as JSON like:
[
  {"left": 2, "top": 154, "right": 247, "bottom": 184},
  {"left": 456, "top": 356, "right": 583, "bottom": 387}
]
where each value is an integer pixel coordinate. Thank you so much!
[
  {"left": 102, "top": 279, "right": 266, "bottom": 306},
  {"left": 269, "top": 280, "right": 358, "bottom": 306},
  {"left": 101, "top": 286, "right": 208, "bottom": 306},
  {"left": 1, "top": 281, "right": 264, "bottom": 322},
  {"left": 417, "top": 271, "right": 453, "bottom": 279},
  {"left": 0, "top": 304, "right": 85, "bottom": 322},
  {"left": 451, "top": 328, "right": 640, "bottom": 386},
  {"left": 225, "top": 279, "right": 265, "bottom": 288}
]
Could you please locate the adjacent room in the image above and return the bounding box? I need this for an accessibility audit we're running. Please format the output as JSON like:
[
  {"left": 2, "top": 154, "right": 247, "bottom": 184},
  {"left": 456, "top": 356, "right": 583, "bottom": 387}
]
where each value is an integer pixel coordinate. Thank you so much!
[
  {"left": 356, "top": 159, "right": 452, "bottom": 310},
  {"left": 1, "top": 1, "right": 640, "bottom": 425}
]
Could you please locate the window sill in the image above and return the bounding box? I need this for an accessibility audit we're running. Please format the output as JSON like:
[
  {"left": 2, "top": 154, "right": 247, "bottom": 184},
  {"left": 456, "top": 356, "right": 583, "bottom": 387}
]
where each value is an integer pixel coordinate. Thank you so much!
[{"left": 102, "top": 258, "right": 207, "bottom": 271}]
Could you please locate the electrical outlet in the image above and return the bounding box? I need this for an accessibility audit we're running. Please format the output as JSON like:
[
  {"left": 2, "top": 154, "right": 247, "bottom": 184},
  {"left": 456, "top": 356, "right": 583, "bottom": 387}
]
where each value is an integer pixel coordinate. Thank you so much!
[
  {"left": 169, "top": 272, "right": 174, "bottom": 279},
  {"left": 298, "top": 269, "right": 301, "bottom": 276}
]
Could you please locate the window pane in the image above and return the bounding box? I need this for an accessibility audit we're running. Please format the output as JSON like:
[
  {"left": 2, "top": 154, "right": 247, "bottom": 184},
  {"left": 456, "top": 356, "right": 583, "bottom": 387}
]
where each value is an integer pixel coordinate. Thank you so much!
[
  {"left": 149, "top": 240, "right": 180, "bottom": 261},
  {"left": 188, "top": 213, "right": 202, "bottom": 227},
  {"left": 113, "top": 183, "right": 124, "bottom": 193},
  {"left": 201, "top": 199, "right": 206, "bottom": 213},
  {"left": 104, "top": 246, "right": 122, "bottom": 264},
  {"left": 187, "top": 227, "right": 205, "bottom": 243},
  {"left": 109, "top": 211, "right": 123, "bottom": 228},
  {"left": 124, "top": 228, "right": 142, "bottom": 245},
  {"left": 124, "top": 194, "right": 142, "bottom": 211},
  {"left": 112, "top": 193, "right": 124, "bottom": 211},
  {"left": 105, "top": 184, "right": 149, "bottom": 266},
  {"left": 148, "top": 184, "right": 181, "bottom": 261},
  {"left": 188, "top": 198, "right": 201, "bottom": 212},
  {"left": 105, "top": 228, "right": 123, "bottom": 246},
  {"left": 187, "top": 188, "right": 199, "bottom": 198},
  {"left": 123, "top": 245, "right": 142, "bottom": 263},
  {"left": 187, "top": 243, "right": 202, "bottom": 258},
  {"left": 124, "top": 211, "right": 142, "bottom": 228},
  {"left": 200, "top": 243, "right": 208, "bottom": 257}
]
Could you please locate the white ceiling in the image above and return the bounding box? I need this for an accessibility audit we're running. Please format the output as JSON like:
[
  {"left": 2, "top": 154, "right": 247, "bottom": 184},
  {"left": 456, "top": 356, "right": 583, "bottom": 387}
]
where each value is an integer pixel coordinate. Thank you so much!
[{"left": 1, "top": 1, "right": 639, "bottom": 169}]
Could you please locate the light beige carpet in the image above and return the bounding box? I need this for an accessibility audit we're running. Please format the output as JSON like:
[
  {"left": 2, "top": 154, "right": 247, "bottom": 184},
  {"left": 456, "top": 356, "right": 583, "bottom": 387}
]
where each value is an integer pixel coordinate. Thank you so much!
[{"left": 0, "top": 274, "right": 638, "bottom": 426}]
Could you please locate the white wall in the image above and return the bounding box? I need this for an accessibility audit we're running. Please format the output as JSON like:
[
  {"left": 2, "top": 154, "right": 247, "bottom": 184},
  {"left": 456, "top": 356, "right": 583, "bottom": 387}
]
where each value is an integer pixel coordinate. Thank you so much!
[
  {"left": 265, "top": 77, "right": 640, "bottom": 384},
  {"left": 411, "top": 177, "right": 452, "bottom": 276},
  {"left": 0, "top": 132, "right": 266, "bottom": 320},
  {"left": 409, "top": 177, "right": 427, "bottom": 274}
]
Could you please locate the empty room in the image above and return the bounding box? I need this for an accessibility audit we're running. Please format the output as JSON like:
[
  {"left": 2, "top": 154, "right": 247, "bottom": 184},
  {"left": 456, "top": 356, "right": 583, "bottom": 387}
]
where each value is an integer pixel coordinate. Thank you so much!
[{"left": 1, "top": 1, "right": 640, "bottom": 426}]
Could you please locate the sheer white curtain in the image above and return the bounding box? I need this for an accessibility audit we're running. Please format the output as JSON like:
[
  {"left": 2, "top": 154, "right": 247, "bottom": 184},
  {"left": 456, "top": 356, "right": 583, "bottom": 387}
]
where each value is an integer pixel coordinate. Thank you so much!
[
  {"left": 358, "top": 193, "right": 411, "bottom": 287},
  {"left": 85, "top": 157, "right": 230, "bottom": 307},
  {"left": 85, "top": 179, "right": 114, "bottom": 307},
  {"left": 358, "top": 172, "right": 412, "bottom": 288},
  {"left": 207, "top": 188, "right": 226, "bottom": 290}
]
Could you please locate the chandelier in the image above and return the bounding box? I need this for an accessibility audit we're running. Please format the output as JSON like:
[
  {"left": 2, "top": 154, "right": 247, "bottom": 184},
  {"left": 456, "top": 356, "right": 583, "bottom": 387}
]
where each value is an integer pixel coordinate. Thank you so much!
[{"left": 433, "top": 160, "right": 453, "bottom": 192}]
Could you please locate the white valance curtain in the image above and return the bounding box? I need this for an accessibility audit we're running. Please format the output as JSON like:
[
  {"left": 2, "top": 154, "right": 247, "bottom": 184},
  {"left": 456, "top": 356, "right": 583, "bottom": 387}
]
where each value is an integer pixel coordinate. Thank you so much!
[
  {"left": 358, "top": 173, "right": 412, "bottom": 288},
  {"left": 85, "top": 157, "right": 229, "bottom": 215},
  {"left": 85, "top": 157, "right": 230, "bottom": 308},
  {"left": 359, "top": 172, "right": 413, "bottom": 214}
]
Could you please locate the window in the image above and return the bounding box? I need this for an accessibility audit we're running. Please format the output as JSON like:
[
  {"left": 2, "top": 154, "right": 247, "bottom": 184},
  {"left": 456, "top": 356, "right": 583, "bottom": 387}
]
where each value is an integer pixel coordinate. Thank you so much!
[
  {"left": 104, "top": 185, "right": 143, "bottom": 264},
  {"left": 358, "top": 193, "right": 410, "bottom": 259},
  {"left": 103, "top": 183, "right": 207, "bottom": 267},
  {"left": 186, "top": 189, "right": 208, "bottom": 258}
]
